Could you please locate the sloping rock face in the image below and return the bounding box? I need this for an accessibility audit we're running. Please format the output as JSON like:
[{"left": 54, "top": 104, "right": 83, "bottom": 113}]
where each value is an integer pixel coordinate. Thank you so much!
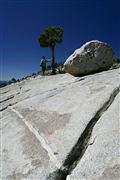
[
  {"left": 64, "top": 40, "right": 115, "bottom": 76},
  {"left": 0, "top": 68, "right": 120, "bottom": 180}
]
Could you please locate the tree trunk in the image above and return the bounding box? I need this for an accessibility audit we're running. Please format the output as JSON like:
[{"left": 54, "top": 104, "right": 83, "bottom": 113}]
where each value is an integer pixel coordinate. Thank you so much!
[{"left": 51, "top": 47, "right": 55, "bottom": 74}]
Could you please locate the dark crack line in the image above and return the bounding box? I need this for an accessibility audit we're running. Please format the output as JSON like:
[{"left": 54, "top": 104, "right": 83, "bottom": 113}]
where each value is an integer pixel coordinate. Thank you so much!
[
  {"left": 0, "top": 95, "right": 14, "bottom": 104},
  {"left": 74, "top": 78, "right": 85, "bottom": 83},
  {"left": 47, "top": 86, "right": 120, "bottom": 180},
  {"left": 22, "top": 89, "right": 31, "bottom": 93},
  {"left": 0, "top": 102, "right": 18, "bottom": 112},
  {"left": 0, "top": 90, "right": 9, "bottom": 94}
]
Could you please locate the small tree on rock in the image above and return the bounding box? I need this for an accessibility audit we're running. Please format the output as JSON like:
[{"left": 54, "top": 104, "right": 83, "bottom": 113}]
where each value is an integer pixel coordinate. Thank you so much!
[{"left": 38, "top": 26, "right": 63, "bottom": 74}]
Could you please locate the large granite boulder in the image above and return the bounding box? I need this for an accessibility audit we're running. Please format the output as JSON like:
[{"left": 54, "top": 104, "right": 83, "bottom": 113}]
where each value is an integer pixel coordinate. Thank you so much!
[{"left": 64, "top": 40, "right": 115, "bottom": 76}]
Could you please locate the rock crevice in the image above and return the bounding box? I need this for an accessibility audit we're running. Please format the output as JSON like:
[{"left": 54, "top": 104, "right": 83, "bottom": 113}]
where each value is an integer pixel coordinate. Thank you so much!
[{"left": 47, "top": 86, "right": 120, "bottom": 180}]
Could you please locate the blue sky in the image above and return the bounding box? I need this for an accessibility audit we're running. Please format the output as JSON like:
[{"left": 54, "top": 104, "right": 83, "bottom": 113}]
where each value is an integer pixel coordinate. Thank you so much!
[{"left": 0, "top": 0, "right": 119, "bottom": 80}]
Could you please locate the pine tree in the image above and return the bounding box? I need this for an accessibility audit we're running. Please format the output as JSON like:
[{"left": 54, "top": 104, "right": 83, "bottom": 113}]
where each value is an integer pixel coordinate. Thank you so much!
[{"left": 38, "top": 26, "right": 64, "bottom": 74}]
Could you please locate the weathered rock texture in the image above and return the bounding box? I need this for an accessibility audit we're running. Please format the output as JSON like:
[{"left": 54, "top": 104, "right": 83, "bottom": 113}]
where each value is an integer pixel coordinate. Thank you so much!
[
  {"left": 0, "top": 68, "right": 120, "bottom": 180},
  {"left": 64, "top": 40, "right": 115, "bottom": 76}
]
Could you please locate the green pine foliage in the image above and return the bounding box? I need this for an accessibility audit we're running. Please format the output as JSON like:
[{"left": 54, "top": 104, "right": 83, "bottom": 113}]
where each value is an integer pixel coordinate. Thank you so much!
[{"left": 38, "top": 26, "right": 64, "bottom": 74}]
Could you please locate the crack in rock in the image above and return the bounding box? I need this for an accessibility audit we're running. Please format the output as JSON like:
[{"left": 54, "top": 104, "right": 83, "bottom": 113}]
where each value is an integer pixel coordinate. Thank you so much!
[
  {"left": 47, "top": 86, "right": 120, "bottom": 180},
  {"left": 74, "top": 78, "right": 85, "bottom": 83},
  {"left": 0, "top": 95, "right": 14, "bottom": 104},
  {"left": 0, "top": 102, "right": 17, "bottom": 112},
  {"left": 0, "top": 90, "right": 9, "bottom": 94}
]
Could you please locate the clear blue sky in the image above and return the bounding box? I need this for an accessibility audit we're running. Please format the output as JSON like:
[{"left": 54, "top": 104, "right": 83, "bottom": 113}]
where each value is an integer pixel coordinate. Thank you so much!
[{"left": 0, "top": 0, "right": 119, "bottom": 80}]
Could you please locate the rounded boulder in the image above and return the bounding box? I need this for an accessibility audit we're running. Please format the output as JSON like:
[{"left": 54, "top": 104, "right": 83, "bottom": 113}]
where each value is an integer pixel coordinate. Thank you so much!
[{"left": 64, "top": 40, "right": 115, "bottom": 76}]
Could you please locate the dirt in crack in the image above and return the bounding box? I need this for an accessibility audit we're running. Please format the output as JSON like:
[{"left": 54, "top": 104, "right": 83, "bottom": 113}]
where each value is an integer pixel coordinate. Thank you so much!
[{"left": 47, "top": 86, "right": 120, "bottom": 180}]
